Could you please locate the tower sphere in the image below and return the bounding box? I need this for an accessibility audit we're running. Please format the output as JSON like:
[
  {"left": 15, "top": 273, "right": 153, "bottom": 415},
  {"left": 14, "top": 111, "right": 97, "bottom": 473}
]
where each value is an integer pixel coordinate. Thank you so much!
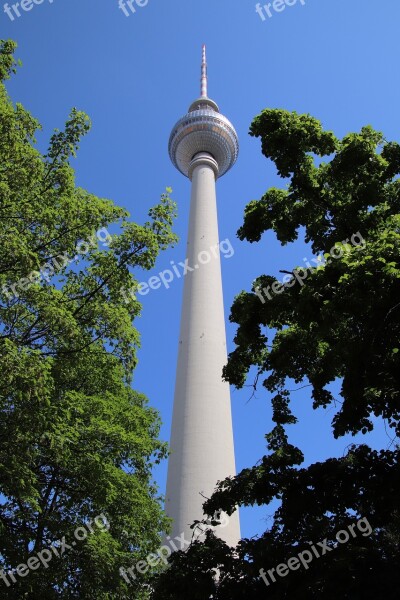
[{"left": 168, "top": 48, "right": 239, "bottom": 179}]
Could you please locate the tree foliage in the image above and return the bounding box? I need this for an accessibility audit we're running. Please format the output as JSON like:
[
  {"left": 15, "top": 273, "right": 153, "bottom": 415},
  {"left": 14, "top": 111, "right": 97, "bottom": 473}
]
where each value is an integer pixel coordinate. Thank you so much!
[
  {"left": 151, "top": 109, "right": 400, "bottom": 598},
  {"left": 0, "top": 40, "right": 177, "bottom": 599}
]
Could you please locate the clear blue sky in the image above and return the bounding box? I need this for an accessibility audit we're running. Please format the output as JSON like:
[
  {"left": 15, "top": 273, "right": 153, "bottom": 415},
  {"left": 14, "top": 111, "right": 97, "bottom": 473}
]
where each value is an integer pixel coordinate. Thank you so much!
[{"left": 3, "top": 0, "right": 400, "bottom": 539}]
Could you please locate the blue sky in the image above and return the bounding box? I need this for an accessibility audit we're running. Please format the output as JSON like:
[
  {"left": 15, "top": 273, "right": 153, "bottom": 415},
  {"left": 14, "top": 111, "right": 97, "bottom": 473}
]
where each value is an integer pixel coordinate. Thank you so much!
[{"left": 2, "top": 0, "right": 400, "bottom": 539}]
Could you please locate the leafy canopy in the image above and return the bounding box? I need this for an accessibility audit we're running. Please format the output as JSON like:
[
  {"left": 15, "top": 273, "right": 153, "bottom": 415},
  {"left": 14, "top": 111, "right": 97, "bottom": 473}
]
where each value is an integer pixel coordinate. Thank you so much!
[{"left": 0, "top": 40, "right": 177, "bottom": 599}]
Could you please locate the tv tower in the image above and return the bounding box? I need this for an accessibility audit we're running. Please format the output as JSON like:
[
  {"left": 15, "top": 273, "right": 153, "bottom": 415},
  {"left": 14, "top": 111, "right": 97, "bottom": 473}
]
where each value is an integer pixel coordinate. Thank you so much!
[{"left": 166, "top": 46, "right": 240, "bottom": 547}]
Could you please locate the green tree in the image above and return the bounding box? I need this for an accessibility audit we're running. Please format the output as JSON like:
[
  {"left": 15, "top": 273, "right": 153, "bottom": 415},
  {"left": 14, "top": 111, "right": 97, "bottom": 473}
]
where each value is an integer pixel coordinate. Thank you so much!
[
  {"left": 0, "top": 40, "right": 177, "bottom": 599},
  {"left": 151, "top": 109, "right": 400, "bottom": 599}
]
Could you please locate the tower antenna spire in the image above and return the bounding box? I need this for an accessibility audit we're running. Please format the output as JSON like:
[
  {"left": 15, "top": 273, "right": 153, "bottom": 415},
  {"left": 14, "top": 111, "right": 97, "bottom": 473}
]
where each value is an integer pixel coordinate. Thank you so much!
[{"left": 201, "top": 44, "right": 207, "bottom": 98}]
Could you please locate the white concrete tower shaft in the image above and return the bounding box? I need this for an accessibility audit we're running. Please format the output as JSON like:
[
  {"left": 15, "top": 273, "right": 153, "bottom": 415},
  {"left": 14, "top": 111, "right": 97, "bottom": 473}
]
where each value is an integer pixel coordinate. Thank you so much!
[{"left": 166, "top": 47, "right": 240, "bottom": 547}]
